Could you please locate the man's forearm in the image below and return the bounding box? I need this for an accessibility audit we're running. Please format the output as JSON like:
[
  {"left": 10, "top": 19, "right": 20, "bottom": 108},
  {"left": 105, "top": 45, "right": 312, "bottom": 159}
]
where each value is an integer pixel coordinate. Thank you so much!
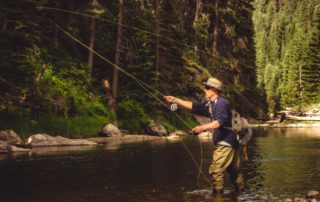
[
  {"left": 164, "top": 96, "right": 192, "bottom": 109},
  {"left": 192, "top": 120, "right": 220, "bottom": 133},
  {"left": 175, "top": 98, "right": 192, "bottom": 109},
  {"left": 205, "top": 120, "right": 220, "bottom": 130}
]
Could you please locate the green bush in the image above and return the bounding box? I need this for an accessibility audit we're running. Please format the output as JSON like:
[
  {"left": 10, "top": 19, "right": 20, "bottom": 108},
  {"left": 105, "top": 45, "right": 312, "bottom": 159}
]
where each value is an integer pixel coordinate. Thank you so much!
[
  {"left": 0, "top": 113, "right": 111, "bottom": 139},
  {"left": 117, "top": 98, "right": 149, "bottom": 133}
]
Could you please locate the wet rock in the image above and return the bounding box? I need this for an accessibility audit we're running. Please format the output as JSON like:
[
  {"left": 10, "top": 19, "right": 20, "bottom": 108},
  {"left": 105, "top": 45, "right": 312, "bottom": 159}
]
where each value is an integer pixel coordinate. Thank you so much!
[
  {"left": 0, "top": 130, "right": 22, "bottom": 144},
  {"left": 99, "top": 124, "right": 122, "bottom": 137},
  {"left": 27, "top": 134, "right": 97, "bottom": 147},
  {"left": 8, "top": 145, "right": 30, "bottom": 153},
  {"left": 293, "top": 197, "right": 307, "bottom": 202},
  {"left": 0, "top": 140, "right": 30, "bottom": 153},
  {"left": 197, "top": 132, "right": 213, "bottom": 139},
  {"left": 146, "top": 120, "right": 167, "bottom": 136},
  {"left": 306, "top": 190, "right": 319, "bottom": 199},
  {"left": 0, "top": 141, "right": 10, "bottom": 153},
  {"left": 168, "top": 130, "right": 188, "bottom": 137}
]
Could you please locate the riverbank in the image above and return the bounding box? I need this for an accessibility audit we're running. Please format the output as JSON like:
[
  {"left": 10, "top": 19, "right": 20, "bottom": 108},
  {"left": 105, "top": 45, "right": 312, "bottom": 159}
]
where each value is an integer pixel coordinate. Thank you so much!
[
  {"left": 88, "top": 135, "right": 167, "bottom": 144},
  {"left": 249, "top": 119, "right": 320, "bottom": 128},
  {"left": 250, "top": 122, "right": 320, "bottom": 128}
]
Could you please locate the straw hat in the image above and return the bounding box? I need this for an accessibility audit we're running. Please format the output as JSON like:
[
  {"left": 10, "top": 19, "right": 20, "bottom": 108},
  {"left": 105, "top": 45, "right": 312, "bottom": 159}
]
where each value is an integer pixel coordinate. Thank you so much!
[{"left": 203, "top": 77, "right": 223, "bottom": 93}]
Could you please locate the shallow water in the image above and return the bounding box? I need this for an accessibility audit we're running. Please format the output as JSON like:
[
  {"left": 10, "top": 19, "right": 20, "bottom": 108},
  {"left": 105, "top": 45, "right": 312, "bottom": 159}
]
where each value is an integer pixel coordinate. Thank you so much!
[{"left": 0, "top": 128, "right": 320, "bottom": 201}]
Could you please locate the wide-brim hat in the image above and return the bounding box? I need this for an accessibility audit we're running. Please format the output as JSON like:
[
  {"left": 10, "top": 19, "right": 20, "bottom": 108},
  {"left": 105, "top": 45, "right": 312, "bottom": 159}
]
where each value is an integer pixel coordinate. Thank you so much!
[{"left": 203, "top": 77, "right": 224, "bottom": 93}]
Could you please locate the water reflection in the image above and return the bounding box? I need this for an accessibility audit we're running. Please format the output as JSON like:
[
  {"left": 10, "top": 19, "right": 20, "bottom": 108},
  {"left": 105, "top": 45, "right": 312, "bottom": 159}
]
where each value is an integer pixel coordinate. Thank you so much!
[{"left": 245, "top": 127, "right": 320, "bottom": 199}]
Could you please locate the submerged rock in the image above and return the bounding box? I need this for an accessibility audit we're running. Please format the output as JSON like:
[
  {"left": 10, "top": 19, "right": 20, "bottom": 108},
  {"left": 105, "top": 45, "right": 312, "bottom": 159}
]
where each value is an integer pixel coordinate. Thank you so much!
[
  {"left": 27, "top": 134, "right": 97, "bottom": 147},
  {"left": 0, "top": 130, "right": 22, "bottom": 145}
]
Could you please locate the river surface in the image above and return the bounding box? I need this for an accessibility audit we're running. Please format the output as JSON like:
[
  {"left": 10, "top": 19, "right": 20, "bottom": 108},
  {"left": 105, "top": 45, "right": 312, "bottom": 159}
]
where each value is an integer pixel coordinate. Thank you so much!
[{"left": 0, "top": 128, "right": 320, "bottom": 201}]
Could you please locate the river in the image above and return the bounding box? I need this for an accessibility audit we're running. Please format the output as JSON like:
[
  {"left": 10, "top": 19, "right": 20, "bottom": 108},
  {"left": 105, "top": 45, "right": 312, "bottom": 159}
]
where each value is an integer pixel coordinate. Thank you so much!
[{"left": 0, "top": 128, "right": 319, "bottom": 201}]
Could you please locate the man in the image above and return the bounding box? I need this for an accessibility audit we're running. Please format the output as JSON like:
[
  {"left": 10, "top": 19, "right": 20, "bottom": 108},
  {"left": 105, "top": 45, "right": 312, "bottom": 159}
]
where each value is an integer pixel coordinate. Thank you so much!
[{"left": 164, "top": 77, "right": 245, "bottom": 195}]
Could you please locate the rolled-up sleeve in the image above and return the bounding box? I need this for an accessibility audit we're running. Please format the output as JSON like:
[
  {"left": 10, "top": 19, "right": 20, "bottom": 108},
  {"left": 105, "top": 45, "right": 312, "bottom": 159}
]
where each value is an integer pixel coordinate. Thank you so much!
[{"left": 192, "top": 102, "right": 210, "bottom": 117}]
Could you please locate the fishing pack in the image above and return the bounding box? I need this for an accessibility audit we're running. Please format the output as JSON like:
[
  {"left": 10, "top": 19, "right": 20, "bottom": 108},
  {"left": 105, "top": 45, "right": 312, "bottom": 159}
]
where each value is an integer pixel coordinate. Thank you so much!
[{"left": 230, "top": 110, "right": 252, "bottom": 146}]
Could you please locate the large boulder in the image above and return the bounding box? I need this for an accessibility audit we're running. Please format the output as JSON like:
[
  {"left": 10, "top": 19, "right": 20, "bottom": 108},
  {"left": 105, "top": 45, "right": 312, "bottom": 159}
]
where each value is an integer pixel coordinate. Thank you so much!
[
  {"left": 0, "top": 130, "right": 22, "bottom": 145},
  {"left": 98, "top": 124, "right": 122, "bottom": 137},
  {"left": 26, "top": 134, "right": 97, "bottom": 147},
  {"left": 146, "top": 120, "right": 167, "bottom": 136}
]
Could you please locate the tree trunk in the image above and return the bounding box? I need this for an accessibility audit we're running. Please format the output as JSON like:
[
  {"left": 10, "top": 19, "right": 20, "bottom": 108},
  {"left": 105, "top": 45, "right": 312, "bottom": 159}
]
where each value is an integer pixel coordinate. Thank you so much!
[
  {"left": 194, "top": 0, "right": 202, "bottom": 24},
  {"left": 212, "top": 0, "right": 219, "bottom": 56},
  {"left": 194, "top": 0, "right": 202, "bottom": 61},
  {"left": 112, "top": 0, "right": 124, "bottom": 110},
  {"left": 54, "top": 0, "right": 60, "bottom": 47},
  {"left": 154, "top": 0, "right": 160, "bottom": 90},
  {"left": 299, "top": 64, "right": 303, "bottom": 110},
  {"left": 88, "top": 17, "right": 96, "bottom": 74}
]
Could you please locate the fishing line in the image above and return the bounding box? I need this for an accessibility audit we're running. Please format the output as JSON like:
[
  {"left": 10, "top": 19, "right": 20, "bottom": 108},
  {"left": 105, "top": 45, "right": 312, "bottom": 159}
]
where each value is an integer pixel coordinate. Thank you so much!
[
  {"left": 55, "top": 23, "right": 211, "bottom": 185},
  {"left": 38, "top": 6, "right": 257, "bottom": 70}
]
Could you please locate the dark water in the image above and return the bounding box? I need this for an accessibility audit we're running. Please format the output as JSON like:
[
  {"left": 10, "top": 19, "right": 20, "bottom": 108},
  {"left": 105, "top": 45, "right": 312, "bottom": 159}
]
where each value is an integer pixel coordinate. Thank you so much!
[{"left": 1, "top": 128, "right": 320, "bottom": 202}]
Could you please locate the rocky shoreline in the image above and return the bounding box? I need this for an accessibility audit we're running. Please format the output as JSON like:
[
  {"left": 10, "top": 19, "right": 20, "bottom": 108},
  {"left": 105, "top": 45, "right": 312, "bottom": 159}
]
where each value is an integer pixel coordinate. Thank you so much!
[
  {"left": 0, "top": 128, "right": 180, "bottom": 155},
  {"left": 2, "top": 120, "right": 320, "bottom": 154}
]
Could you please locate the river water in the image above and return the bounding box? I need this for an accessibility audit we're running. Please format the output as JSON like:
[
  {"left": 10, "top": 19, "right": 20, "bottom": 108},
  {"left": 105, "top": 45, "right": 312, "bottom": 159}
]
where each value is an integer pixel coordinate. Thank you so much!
[{"left": 0, "top": 128, "right": 320, "bottom": 201}]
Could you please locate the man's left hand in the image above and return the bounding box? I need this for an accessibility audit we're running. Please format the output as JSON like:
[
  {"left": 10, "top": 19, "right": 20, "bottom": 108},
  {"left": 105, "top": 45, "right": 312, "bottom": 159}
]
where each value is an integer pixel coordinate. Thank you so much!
[{"left": 192, "top": 125, "right": 207, "bottom": 133}]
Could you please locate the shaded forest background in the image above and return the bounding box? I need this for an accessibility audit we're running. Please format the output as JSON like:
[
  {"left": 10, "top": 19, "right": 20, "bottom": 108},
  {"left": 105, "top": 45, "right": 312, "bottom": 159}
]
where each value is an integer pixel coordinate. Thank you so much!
[{"left": 0, "top": 0, "right": 319, "bottom": 137}]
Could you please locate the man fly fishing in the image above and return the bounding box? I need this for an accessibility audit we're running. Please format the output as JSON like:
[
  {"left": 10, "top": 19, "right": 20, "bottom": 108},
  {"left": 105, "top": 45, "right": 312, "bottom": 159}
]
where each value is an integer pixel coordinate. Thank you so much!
[{"left": 164, "top": 77, "right": 245, "bottom": 195}]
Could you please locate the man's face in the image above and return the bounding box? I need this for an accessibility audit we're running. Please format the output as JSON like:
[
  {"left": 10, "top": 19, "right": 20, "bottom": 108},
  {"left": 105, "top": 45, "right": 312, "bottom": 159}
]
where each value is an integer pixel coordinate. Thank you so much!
[{"left": 203, "top": 86, "right": 217, "bottom": 98}]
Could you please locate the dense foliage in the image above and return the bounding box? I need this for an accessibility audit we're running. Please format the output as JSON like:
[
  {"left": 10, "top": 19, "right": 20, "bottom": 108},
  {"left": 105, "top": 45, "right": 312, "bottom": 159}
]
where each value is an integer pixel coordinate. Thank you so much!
[{"left": 253, "top": 0, "right": 320, "bottom": 114}]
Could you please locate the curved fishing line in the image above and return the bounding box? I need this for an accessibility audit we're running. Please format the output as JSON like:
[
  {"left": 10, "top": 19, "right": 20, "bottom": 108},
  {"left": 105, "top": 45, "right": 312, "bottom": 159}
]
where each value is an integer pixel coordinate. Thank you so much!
[
  {"left": 38, "top": 6, "right": 257, "bottom": 70},
  {"left": 135, "top": 79, "right": 210, "bottom": 185},
  {"left": 55, "top": 23, "right": 211, "bottom": 185}
]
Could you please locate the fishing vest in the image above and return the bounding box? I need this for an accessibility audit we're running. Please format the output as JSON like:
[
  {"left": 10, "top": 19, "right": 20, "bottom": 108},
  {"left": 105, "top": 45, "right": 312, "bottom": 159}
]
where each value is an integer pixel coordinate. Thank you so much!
[{"left": 208, "top": 101, "right": 252, "bottom": 146}]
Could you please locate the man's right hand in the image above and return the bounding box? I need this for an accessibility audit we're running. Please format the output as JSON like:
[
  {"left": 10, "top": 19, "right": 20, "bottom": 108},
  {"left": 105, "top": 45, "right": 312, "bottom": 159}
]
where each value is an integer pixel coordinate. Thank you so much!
[
  {"left": 163, "top": 96, "right": 176, "bottom": 103},
  {"left": 163, "top": 96, "right": 192, "bottom": 110}
]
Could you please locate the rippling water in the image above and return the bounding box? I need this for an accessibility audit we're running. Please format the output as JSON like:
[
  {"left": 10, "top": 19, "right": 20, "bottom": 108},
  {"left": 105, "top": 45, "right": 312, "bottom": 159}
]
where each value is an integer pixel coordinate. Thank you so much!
[{"left": 0, "top": 128, "right": 320, "bottom": 201}]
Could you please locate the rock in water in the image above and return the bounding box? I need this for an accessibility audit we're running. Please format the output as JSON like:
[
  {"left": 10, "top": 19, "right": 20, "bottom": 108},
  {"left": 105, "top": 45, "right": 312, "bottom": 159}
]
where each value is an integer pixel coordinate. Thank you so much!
[
  {"left": 0, "top": 140, "right": 30, "bottom": 153},
  {"left": 0, "top": 141, "right": 10, "bottom": 153},
  {"left": 99, "top": 124, "right": 122, "bottom": 137},
  {"left": 0, "top": 130, "right": 22, "bottom": 144},
  {"left": 168, "top": 130, "right": 188, "bottom": 137},
  {"left": 8, "top": 145, "right": 30, "bottom": 153},
  {"left": 146, "top": 120, "right": 167, "bottom": 136},
  {"left": 27, "top": 134, "right": 97, "bottom": 147},
  {"left": 306, "top": 190, "right": 319, "bottom": 199}
]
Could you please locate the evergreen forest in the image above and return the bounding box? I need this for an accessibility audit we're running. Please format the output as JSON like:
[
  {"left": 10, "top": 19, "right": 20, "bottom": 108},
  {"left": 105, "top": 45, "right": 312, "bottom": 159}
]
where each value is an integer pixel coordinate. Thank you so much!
[{"left": 0, "top": 0, "right": 319, "bottom": 137}]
